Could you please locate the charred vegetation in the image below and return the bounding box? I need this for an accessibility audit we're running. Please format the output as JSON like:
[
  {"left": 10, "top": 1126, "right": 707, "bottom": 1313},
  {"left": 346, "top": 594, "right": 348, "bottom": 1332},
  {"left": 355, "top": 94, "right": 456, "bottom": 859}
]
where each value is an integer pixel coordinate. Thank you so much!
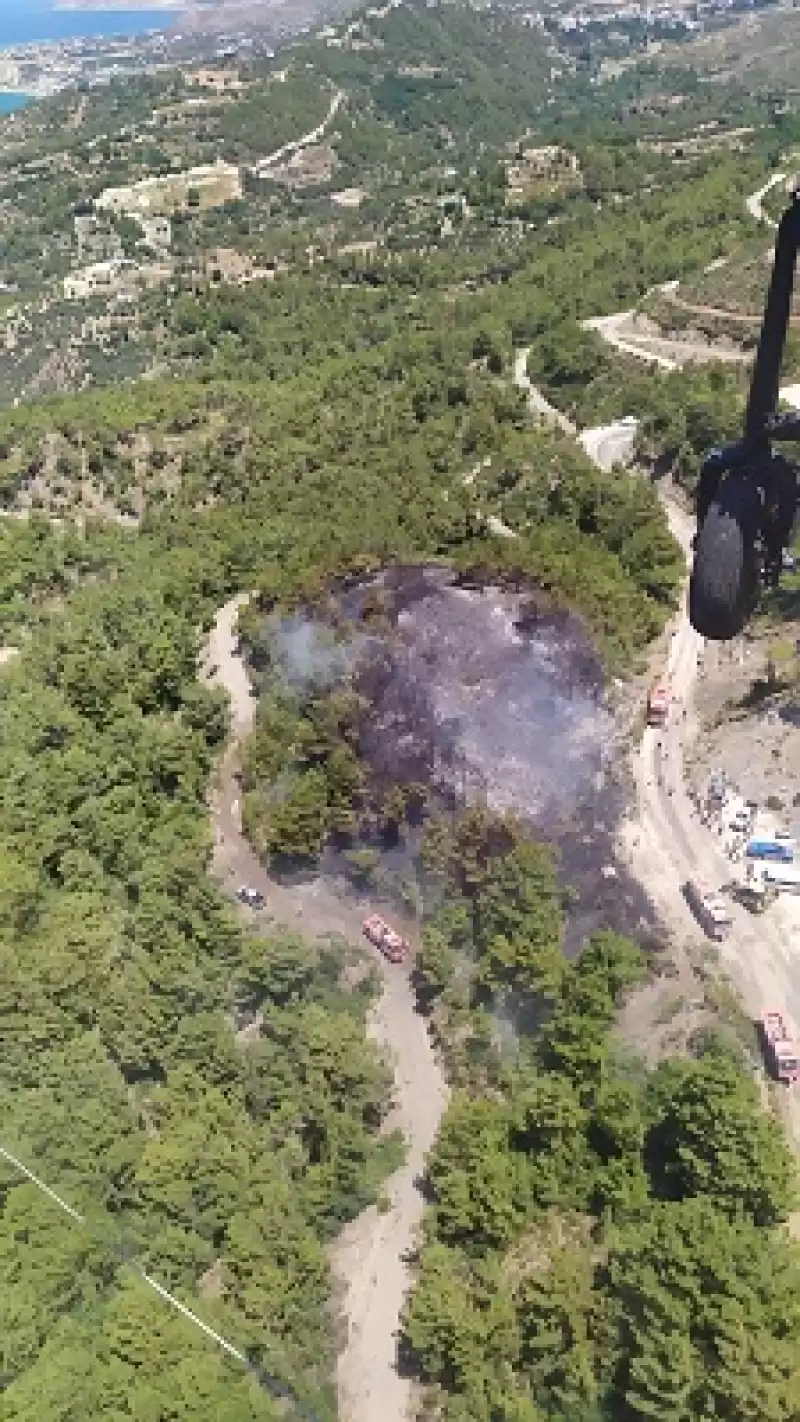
[{"left": 241, "top": 564, "right": 656, "bottom": 955}]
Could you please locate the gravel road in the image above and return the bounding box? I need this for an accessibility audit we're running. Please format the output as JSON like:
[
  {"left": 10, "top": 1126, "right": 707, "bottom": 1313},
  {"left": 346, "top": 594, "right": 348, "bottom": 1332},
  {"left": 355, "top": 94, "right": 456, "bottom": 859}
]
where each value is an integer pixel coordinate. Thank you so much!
[
  {"left": 333, "top": 975, "right": 448, "bottom": 1422},
  {"left": 252, "top": 89, "right": 345, "bottom": 176},
  {"left": 621, "top": 500, "right": 800, "bottom": 1135},
  {"left": 584, "top": 309, "right": 751, "bottom": 370},
  {"left": 578, "top": 417, "right": 639, "bottom": 472},
  {"left": 513, "top": 350, "right": 800, "bottom": 1138},
  {"left": 201, "top": 594, "right": 449, "bottom": 1422},
  {"left": 514, "top": 348, "right": 577, "bottom": 433},
  {"left": 583, "top": 176, "right": 794, "bottom": 371}
]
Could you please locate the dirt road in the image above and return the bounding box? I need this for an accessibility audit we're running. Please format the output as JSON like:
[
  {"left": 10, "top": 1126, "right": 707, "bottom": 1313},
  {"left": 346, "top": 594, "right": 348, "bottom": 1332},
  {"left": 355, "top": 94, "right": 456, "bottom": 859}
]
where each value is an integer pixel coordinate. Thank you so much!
[
  {"left": 586, "top": 294, "right": 800, "bottom": 401},
  {"left": 584, "top": 309, "right": 750, "bottom": 370},
  {"left": 621, "top": 500, "right": 800, "bottom": 1074},
  {"left": 514, "top": 348, "right": 577, "bottom": 433},
  {"left": 253, "top": 89, "right": 345, "bottom": 176},
  {"left": 201, "top": 595, "right": 449, "bottom": 1422},
  {"left": 578, "top": 417, "right": 639, "bottom": 472},
  {"left": 513, "top": 352, "right": 640, "bottom": 471},
  {"left": 583, "top": 175, "right": 792, "bottom": 366},
  {"left": 333, "top": 979, "right": 448, "bottom": 1422},
  {"left": 510, "top": 357, "right": 800, "bottom": 1123}
]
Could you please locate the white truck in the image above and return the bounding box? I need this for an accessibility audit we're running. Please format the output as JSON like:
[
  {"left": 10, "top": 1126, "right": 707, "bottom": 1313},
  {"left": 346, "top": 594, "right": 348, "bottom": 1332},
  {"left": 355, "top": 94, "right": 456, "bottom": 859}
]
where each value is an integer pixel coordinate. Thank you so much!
[{"left": 747, "top": 862, "right": 800, "bottom": 897}]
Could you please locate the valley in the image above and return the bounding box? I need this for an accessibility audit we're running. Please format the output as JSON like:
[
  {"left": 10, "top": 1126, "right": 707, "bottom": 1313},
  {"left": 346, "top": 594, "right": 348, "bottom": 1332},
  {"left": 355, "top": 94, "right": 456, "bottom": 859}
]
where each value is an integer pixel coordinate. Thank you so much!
[{"left": 0, "top": 4, "right": 799, "bottom": 1422}]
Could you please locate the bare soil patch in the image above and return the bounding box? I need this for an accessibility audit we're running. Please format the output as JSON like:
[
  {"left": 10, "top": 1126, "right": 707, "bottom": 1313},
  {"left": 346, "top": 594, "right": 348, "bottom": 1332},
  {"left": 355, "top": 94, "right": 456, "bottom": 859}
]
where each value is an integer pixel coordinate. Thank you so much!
[{"left": 685, "top": 631, "right": 800, "bottom": 840}]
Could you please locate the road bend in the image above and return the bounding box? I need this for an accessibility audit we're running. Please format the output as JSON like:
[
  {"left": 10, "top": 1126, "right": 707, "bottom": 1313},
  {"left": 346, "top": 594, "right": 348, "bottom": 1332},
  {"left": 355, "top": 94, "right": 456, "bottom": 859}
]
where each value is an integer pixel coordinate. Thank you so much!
[{"left": 202, "top": 594, "right": 449, "bottom": 1422}]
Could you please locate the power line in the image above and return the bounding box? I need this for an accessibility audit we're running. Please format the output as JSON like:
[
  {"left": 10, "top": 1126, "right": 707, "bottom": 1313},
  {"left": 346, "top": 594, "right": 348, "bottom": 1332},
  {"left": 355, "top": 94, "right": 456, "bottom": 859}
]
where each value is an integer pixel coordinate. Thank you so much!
[
  {"left": 0, "top": 1143, "right": 326, "bottom": 1420},
  {"left": 0, "top": 1143, "right": 250, "bottom": 1365}
]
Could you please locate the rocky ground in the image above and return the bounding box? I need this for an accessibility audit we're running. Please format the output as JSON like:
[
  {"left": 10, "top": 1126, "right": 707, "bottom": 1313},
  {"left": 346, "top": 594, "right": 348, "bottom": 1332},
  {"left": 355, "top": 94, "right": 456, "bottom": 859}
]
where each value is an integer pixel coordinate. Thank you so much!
[{"left": 685, "top": 627, "right": 800, "bottom": 841}]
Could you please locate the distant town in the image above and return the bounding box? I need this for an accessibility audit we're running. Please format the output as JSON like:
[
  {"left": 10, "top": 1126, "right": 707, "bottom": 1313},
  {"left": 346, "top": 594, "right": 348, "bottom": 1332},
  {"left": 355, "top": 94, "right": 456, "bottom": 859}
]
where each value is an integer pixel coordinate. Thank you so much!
[
  {"left": 0, "top": 33, "right": 191, "bottom": 100},
  {"left": 0, "top": 0, "right": 783, "bottom": 101},
  {"left": 0, "top": 22, "right": 273, "bottom": 100}
]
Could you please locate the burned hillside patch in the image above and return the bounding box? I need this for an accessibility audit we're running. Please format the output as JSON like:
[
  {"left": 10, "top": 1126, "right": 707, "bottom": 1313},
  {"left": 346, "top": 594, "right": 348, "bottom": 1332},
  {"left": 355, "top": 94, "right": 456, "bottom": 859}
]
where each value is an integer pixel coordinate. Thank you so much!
[{"left": 242, "top": 565, "right": 655, "bottom": 952}]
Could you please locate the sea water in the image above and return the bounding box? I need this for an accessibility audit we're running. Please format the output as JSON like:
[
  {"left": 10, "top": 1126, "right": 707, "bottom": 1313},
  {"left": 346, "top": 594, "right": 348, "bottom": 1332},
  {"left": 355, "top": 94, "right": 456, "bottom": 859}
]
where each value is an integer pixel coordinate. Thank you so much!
[
  {"left": 0, "top": 4, "right": 179, "bottom": 49},
  {"left": 0, "top": 3, "right": 180, "bottom": 109}
]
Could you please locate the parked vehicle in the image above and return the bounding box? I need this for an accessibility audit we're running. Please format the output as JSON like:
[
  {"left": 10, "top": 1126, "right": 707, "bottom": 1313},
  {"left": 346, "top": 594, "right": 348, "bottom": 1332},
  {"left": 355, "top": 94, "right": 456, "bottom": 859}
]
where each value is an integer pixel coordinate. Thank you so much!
[
  {"left": 749, "top": 862, "right": 800, "bottom": 896},
  {"left": 758, "top": 1009, "right": 800, "bottom": 1085},
  {"left": 737, "top": 876, "right": 779, "bottom": 913},
  {"left": 746, "top": 837, "right": 795, "bottom": 863},
  {"left": 646, "top": 682, "right": 669, "bottom": 728},
  {"left": 237, "top": 886, "right": 265, "bottom": 909},
  {"left": 362, "top": 914, "right": 408, "bottom": 964},
  {"left": 683, "top": 879, "right": 732, "bottom": 940}
]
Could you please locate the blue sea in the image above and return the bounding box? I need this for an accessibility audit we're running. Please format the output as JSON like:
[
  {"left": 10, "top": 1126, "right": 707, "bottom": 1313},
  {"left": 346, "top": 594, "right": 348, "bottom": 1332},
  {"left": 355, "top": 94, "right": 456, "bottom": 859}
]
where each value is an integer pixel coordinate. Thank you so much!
[
  {"left": 0, "top": 5, "right": 180, "bottom": 49},
  {"left": 0, "top": 3, "right": 181, "bottom": 108}
]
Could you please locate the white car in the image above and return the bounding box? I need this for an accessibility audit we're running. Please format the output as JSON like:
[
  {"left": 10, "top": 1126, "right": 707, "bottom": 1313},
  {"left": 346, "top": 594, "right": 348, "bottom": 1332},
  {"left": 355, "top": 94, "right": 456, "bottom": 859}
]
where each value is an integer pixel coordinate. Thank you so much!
[{"left": 236, "top": 886, "right": 265, "bottom": 909}]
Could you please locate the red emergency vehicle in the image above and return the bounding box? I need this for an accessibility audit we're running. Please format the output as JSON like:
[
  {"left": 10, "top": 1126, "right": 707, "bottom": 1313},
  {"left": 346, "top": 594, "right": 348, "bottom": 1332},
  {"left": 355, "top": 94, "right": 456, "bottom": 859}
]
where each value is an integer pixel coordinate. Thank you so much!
[
  {"left": 362, "top": 915, "right": 408, "bottom": 964},
  {"left": 758, "top": 1010, "right": 800, "bottom": 1086},
  {"left": 646, "top": 681, "right": 669, "bottom": 728}
]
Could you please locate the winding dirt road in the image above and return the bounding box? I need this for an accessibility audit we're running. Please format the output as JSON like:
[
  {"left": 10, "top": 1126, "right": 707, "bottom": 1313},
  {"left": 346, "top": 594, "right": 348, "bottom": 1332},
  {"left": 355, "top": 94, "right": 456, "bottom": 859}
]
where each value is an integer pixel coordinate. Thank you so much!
[
  {"left": 514, "top": 348, "right": 577, "bottom": 433},
  {"left": 252, "top": 89, "right": 345, "bottom": 177},
  {"left": 581, "top": 174, "right": 793, "bottom": 370},
  {"left": 512, "top": 359, "right": 800, "bottom": 1106},
  {"left": 584, "top": 308, "right": 750, "bottom": 370},
  {"left": 201, "top": 594, "right": 449, "bottom": 1422}
]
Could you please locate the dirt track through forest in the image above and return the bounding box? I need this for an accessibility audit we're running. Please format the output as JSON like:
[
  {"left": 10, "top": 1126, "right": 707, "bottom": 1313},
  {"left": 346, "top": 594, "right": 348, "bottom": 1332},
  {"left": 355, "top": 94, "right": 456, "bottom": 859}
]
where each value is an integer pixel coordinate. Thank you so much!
[
  {"left": 201, "top": 594, "right": 449, "bottom": 1422},
  {"left": 199, "top": 215, "right": 800, "bottom": 1415}
]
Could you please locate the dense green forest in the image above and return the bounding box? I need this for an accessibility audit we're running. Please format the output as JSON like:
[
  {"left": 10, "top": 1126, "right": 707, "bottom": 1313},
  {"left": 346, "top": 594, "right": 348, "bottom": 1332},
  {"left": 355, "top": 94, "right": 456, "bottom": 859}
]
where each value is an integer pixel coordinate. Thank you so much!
[
  {"left": 0, "top": 567, "right": 403, "bottom": 1418},
  {"left": 0, "top": 145, "right": 768, "bottom": 655},
  {"left": 403, "top": 812, "right": 800, "bottom": 1422},
  {"left": 0, "top": 0, "right": 797, "bottom": 1414}
]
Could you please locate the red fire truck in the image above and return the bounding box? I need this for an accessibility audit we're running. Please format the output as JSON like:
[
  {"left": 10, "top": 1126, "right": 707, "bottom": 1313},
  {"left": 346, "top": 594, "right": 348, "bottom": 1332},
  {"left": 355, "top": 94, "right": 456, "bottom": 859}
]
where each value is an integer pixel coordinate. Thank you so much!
[
  {"left": 646, "top": 681, "right": 669, "bottom": 728},
  {"left": 362, "top": 915, "right": 409, "bottom": 964},
  {"left": 758, "top": 1010, "right": 800, "bottom": 1086}
]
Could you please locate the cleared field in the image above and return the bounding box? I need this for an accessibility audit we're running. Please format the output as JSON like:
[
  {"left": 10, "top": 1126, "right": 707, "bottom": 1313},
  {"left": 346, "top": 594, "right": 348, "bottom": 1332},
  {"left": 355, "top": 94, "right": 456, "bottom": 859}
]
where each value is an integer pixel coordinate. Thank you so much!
[
  {"left": 651, "top": 233, "right": 800, "bottom": 333},
  {"left": 96, "top": 161, "right": 243, "bottom": 219},
  {"left": 670, "top": 3, "right": 800, "bottom": 83}
]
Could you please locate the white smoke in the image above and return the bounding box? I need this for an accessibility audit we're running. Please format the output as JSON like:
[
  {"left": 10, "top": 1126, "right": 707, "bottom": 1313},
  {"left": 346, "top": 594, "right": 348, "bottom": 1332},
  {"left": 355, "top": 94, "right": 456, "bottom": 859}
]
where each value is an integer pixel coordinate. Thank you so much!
[{"left": 274, "top": 615, "right": 372, "bottom": 691}]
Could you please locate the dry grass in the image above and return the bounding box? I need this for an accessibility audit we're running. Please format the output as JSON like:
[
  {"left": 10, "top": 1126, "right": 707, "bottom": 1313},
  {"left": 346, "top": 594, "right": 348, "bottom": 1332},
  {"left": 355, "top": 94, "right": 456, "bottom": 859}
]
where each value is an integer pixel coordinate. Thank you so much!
[{"left": 666, "top": 4, "right": 800, "bottom": 84}]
